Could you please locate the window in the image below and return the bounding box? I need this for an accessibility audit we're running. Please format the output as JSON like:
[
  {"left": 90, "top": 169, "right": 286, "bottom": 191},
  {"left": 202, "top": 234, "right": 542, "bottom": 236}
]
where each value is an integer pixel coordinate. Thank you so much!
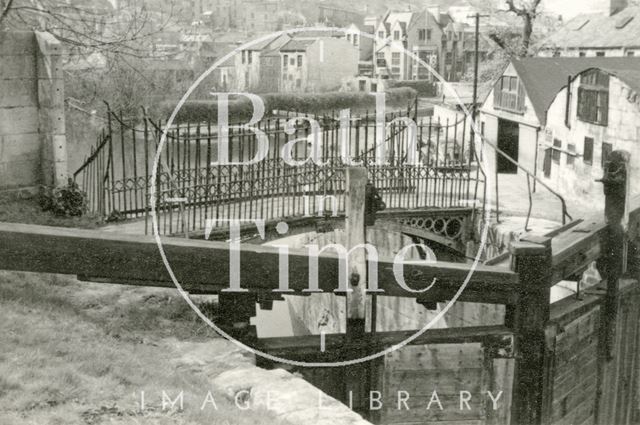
[
  {"left": 493, "top": 76, "right": 525, "bottom": 113},
  {"left": 378, "top": 31, "right": 385, "bottom": 39},
  {"left": 418, "top": 29, "right": 426, "bottom": 41},
  {"left": 427, "top": 29, "right": 432, "bottom": 41},
  {"left": 579, "top": 51, "right": 586, "bottom": 57},
  {"left": 391, "top": 52, "right": 401, "bottom": 65},
  {"left": 602, "top": 142, "right": 613, "bottom": 167},
  {"left": 567, "top": 144, "right": 576, "bottom": 166},
  {"left": 297, "top": 55, "right": 303, "bottom": 67},
  {"left": 393, "top": 30, "right": 400, "bottom": 40},
  {"left": 371, "top": 83, "right": 377, "bottom": 92},
  {"left": 577, "top": 69, "right": 609, "bottom": 126},
  {"left": 242, "top": 50, "right": 246, "bottom": 64},
  {"left": 247, "top": 51, "right": 252, "bottom": 64},
  {"left": 583, "top": 137, "right": 594, "bottom": 165},
  {"left": 628, "top": 51, "right": 636, "bottom": 56},
  {"left": 445, "top": 52, "right": 452, "bottom": 65},
  {"left": 347, "top": 34, "right": 351, "bottom": 42},
  {"left": 283, "top": 54, "right": 288, "bottom": 68},
  {"left": 359, "top": 80, "right": 366, "bottom": 91},
  {"left": 290, "top": 57, "right": 295, "bottom": 65},
  {"left": 596, "top": 51, "right": 605, "bottom": 56},
  {"left": 353, "top": 34, "right": 358, "bottom": 46},
  {"left": 552, "top": 139, "right": 562, "bottom": 164},
  {"left": 295, "top": 78, "right": 301, "bottom": 88}
]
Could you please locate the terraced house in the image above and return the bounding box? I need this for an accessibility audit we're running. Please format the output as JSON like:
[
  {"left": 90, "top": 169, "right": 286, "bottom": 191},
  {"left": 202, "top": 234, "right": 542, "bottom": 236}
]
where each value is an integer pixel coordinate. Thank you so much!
[{"left": 279, "top": 37, "right": 359, "bottom": 92}]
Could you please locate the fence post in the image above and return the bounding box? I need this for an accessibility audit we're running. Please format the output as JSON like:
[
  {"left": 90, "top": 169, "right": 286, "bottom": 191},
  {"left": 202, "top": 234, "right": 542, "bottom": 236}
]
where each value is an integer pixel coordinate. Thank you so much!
[
  {"left": 344, "top": 167, "right": 369, "bottom": 417},
  {"left": 596, "top": 150, "right": 628, "bottom": 359},
  {"left": 508, "top": 235, "right": 553, "bottom": 425}
]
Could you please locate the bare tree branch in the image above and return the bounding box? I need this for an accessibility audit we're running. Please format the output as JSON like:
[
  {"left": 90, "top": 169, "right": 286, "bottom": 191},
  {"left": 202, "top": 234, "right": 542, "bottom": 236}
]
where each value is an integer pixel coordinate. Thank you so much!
[{"left": 0, "top": 0, "right": 16, "bottom": 26}]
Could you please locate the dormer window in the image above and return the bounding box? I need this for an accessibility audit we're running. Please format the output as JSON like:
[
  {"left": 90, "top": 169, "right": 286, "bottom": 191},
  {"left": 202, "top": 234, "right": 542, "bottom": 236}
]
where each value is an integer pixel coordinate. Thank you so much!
[
  {"left": 378, "top": 31, "right": 385, "bottom": 39},
  {"left": 393, "top": 30, "right": 400, "bottom": 40},
  {"left": 493, "top": 75, "right": 525, "bottom": 113},
  {"left": 577, "top": 69, "right": 609, "bottom": 126}
]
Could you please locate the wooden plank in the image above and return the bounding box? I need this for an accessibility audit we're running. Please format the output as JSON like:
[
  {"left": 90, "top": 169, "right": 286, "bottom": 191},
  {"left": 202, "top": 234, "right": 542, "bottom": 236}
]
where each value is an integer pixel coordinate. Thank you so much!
[
  {"left": 508, "top": 238, "right": 553, "bottom": 425},
  {"left": 0, "top": 222, "right": 519, "bottom": 302},
  {"left": 487, "top": 358, "right": 515, "bottom": 425},
  {"left": 484, "top": 251, "right": 510, "bottom": 266},
  {"left": 376, "top": 207, "right": 474, "bottom": 220},
  {"left": 387, "top": 369, "right": 484, "bottom": 394},
  {"left": 398, "top": 223, "right": 464, "bottom": 251},
  {"left": 551, "top": 215, "right": 607, "bottom": 285},
  {"left": 345, "top": 167, "right": 367, "bottom": 326},
  {"left": 544, "top": 219, "right": 585, "bottom": 239},
  {"left": 259, "top": 326, "right": 512, "bottom": 358},
  {"left": 383, "top": 397, "right": 485, "bottom": 422}
]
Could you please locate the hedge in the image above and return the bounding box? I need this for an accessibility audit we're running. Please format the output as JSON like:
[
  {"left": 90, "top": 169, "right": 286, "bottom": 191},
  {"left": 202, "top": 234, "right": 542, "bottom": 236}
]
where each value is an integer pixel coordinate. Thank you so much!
[
  {"left": 158, "top": 87, "right": 418, "bottom": 123},
  {"left": 386, "top": 80, "right": 437, "bottom": 97}
]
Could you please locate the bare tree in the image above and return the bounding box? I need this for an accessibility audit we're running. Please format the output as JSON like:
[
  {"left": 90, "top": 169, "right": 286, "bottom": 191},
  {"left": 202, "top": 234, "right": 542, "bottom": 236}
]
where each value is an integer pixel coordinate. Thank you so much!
[
  {"left": 504, "top": 0, "right": 543, "bottom": 55},
  {"left": 0, "top": 0, "right": 178, "bottom": 58}
]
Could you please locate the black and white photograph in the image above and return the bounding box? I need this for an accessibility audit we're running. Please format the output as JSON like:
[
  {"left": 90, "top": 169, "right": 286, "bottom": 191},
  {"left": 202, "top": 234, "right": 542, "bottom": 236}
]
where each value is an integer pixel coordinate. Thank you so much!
[{"left": 0, "top": 0, "right": 639, "bottom": 423}]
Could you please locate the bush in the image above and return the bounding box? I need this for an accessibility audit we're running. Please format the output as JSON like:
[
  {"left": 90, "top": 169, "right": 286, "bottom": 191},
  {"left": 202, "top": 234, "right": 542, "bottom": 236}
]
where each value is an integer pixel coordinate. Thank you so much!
[
  {"left": 40, "top": 179, "right": 88, "bottom": 217},
  {"left": 386, "top": 80, "right": 437, "bottom": 97},
  {"left": 159, "top": 87, "right": 418, "bottom": 123}
]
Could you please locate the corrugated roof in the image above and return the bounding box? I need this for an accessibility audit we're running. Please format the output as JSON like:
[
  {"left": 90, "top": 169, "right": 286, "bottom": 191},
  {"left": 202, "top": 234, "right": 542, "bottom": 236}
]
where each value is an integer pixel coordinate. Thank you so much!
[
  {"left": 508, "top": 57, "right": 640, "bottom": 126},
  {"left": 542, "top": 6, "right": 640, "bottom": 49}
]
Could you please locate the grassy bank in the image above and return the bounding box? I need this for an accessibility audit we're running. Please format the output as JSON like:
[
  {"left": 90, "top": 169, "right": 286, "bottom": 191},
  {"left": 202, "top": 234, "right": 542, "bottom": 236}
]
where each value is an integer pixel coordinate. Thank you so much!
[
  {"left": 0, "top": 271, "right": 283, "bottom": 425},
  {"left": 0, "top": 198, "right": 101, "bottom": 229}
]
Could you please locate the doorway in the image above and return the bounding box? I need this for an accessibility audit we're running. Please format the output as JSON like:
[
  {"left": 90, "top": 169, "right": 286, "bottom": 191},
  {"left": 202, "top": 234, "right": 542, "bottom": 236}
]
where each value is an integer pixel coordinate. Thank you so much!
[{"left": 497, "top": 119, "right": 519, "bottom": 174}]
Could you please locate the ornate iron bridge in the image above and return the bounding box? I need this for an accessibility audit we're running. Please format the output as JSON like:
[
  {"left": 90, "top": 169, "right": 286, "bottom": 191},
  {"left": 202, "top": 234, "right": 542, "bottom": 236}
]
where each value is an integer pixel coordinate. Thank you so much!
[{"left": 74, "top": 105, "right": 484, "bottom": 250}]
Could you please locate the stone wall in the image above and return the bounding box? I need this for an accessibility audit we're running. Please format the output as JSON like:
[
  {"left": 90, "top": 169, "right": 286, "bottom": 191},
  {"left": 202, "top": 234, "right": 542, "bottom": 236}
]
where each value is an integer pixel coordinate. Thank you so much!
[
  {"left": 542, "top": 75, "right": 640, "bottom": 211},
  {"left": 0, "top": 31, "right": 67, "bottom": 193}
]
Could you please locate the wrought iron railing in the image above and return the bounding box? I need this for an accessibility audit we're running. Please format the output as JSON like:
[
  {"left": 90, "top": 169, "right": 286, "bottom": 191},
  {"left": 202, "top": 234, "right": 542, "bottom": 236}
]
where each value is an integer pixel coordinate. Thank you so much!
[{"left": 74, "top": 105, "right": 480, "bottom": 236}]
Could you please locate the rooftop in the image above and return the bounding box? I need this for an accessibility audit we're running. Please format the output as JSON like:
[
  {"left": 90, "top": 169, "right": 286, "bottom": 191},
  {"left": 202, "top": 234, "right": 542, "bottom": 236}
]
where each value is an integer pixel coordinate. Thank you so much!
[
  {"left": 279, "top": 38, "right": 316, "bottom": 52},
  {"left": 505, "top": 57, "right": 640, "bottom": 126},
  {"left": 542, "top": 6, "right": 640, "bottom": 50}
]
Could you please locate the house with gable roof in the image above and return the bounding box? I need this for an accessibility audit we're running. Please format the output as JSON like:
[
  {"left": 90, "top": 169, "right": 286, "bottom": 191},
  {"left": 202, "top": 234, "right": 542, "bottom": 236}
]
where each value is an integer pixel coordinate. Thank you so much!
[
  {"left": 373, "top": 9, "right": 445, "bottom": 81},
  {"left": 479, "top": 57, "right": 640, "bottom": 208},
  {"left": 279, "top": 37, "right": 359, "bottom": 92},
  {"left": 234, "top": 34, "right": 291, "bottom": 92}
]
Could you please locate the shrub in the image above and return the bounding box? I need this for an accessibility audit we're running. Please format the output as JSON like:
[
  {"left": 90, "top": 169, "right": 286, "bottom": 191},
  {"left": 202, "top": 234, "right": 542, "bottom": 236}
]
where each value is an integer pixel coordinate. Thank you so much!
[
  {"left": 158, "top": 87, "right": 418, "bottom": 123},
  {"left": 40, "top": 179, "right": 88, "bottom": 217},
  {"left": 386, "top": 80, "right": 437, "bottom": 97}
]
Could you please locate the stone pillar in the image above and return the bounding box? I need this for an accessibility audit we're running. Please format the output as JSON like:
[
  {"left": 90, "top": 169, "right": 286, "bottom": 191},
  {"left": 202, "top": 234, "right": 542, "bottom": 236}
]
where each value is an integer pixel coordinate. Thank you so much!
[{"left": 35, "top": 31, "right": 67, "bottom": 187}]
